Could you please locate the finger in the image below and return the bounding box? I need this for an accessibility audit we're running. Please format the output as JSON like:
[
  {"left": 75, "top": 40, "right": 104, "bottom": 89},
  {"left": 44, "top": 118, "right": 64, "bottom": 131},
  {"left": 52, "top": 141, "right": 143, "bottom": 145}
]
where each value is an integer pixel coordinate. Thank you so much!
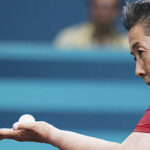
[
  {"left": 0, "top": 128, "right": 17, "bottom": 139},
  {"left": 13, "top": 122, "right": 19, "bottom": 130},
  {"left": 14, "top": 122, "right": 36, "bottom": 131}
]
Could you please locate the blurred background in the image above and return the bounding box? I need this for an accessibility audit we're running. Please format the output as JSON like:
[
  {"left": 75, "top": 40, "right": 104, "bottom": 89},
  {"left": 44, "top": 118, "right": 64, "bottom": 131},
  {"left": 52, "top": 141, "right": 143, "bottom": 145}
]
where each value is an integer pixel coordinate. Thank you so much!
[{"left": 0, "top": 0, "right": 149, "bottom": 149}]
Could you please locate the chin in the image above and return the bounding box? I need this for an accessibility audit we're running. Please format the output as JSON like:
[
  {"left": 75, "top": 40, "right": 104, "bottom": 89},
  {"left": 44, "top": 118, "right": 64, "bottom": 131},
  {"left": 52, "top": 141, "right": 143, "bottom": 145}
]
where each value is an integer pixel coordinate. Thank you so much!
[{"left": 146, "top": 82, "right": 150, "bottom": 85}]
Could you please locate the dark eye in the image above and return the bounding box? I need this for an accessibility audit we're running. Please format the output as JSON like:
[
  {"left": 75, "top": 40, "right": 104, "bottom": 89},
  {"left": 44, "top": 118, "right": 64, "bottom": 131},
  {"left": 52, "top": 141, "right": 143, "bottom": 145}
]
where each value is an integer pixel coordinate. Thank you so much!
[{"left": 138, "top": 50, "right": 144, "bottom": 56}]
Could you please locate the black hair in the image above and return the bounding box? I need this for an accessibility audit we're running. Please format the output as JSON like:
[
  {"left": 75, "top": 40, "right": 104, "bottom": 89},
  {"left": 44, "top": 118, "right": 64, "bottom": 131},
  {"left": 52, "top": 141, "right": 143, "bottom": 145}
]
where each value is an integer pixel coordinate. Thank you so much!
[
  {"left": 88, "top": 0, "right": 120, "bottom": 8},
  {"left": 123, "top": 0, "right": 150, "bottom": 35}
]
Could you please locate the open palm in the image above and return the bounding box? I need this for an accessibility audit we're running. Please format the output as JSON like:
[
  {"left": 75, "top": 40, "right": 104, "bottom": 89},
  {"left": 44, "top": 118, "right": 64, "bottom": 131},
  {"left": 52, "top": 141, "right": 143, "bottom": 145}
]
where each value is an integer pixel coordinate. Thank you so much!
[{"left": 0, "top": 121, "right": 59, "bottom": 144}]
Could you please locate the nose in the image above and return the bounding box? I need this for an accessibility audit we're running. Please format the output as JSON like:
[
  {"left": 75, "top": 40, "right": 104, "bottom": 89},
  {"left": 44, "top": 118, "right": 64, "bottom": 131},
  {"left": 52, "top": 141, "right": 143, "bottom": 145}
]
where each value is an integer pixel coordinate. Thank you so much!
[{"left": 135, "top": 61, "right": 146, "bottom": 78}]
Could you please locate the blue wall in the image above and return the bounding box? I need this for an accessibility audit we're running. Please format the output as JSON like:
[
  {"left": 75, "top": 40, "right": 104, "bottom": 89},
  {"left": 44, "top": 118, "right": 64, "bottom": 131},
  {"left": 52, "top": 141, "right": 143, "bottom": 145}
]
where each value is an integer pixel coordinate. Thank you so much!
[
  {"left": 0, "top": 43, "right": 149, "bottom": 149},
  {"left": 0, "top": 0, "right": 126, "bottom": 41},
  {"left": 0, "top": 0, "right": 87, "bottom": 41}
]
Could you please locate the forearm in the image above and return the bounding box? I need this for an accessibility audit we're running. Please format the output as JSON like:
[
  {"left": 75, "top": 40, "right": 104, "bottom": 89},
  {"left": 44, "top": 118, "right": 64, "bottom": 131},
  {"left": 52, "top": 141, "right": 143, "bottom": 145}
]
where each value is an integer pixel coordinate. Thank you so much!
[
  {"left": 0, "top": 121, "right": 121, "bottom": 150},
  {"left": 49, "top": 129, "right": 121, "bottom": 150}
]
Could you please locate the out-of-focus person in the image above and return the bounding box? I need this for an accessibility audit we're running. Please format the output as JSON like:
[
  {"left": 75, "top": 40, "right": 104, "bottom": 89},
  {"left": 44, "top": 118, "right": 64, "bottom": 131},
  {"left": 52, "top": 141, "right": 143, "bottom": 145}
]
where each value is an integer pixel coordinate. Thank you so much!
[{"left": 54, "top": 0, "right": 128, "bottom": 49}]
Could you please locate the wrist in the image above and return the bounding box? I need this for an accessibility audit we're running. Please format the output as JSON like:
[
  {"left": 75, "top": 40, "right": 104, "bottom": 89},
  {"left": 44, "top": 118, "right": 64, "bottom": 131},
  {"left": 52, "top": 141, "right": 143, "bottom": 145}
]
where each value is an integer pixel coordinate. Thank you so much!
[{"left": 46, "top": 124, "right": 62, "bottom": 147}]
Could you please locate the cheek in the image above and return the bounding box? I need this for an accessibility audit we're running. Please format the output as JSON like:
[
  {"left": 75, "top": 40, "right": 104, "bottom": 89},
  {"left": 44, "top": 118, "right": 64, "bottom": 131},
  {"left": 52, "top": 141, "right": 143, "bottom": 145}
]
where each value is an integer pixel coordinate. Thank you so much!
[{"left": 144, "top": 54, "right": 150, "bottom": 74}]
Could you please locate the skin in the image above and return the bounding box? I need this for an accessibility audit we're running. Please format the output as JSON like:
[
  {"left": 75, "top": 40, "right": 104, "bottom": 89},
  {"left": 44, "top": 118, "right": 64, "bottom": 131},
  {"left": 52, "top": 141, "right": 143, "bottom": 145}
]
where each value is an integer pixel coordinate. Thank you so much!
[
  {"left": 129, "top": 24, "right": 150, "bottom": 85},
  {"left": 0, "top": 122, "right": 120, "bottom": 150},
  {"left": 90, "top": 0, "right": 120, "bottom": 43},
  {"left": 0, "top": 24, "right": 150, "bottom": 150},
  {"left": 121, "top": 132, "right": 150, "bottom": 150},
  {"left": 90, "top": 0, "right": 119, "bottom": 26},
  {"left": 120, "top": 23, "right": 150, "bottom": 150}
]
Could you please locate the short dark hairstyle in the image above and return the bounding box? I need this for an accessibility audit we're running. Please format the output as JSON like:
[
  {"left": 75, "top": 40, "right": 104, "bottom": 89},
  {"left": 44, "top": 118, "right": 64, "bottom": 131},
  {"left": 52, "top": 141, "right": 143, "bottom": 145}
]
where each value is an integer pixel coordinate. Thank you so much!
[
  {"left": 88, "top": 0, "right": 120, "bottom": 8},
  {"left": 123, "top": 0, "right": 150, "bottom": 35}
]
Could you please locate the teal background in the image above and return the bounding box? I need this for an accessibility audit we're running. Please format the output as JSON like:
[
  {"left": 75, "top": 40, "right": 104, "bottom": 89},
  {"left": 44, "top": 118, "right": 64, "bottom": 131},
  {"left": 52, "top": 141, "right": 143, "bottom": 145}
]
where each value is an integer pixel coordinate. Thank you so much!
[
  {"left": 0, "top": 0, "right": 144, "bottom": 149},
  {"left": 0, "top": 43, "right": 149, "bottom": 150},
  {"left": 0, "top": 0, "right": 126, "bottom": 41}
]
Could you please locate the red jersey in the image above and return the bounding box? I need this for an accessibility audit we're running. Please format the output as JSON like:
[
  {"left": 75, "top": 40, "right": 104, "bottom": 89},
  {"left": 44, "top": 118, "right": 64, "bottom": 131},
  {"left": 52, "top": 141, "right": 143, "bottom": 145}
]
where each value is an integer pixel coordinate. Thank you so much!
[{"left": 134, "top": 106, "right": 150, "bottom": 133}]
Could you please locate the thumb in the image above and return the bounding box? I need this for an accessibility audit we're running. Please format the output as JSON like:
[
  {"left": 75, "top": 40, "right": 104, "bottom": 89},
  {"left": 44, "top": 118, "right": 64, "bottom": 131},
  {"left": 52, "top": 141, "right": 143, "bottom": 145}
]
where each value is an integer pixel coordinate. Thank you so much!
[{"left": 13, "top": 122, "right": 35, "bottom": 131}]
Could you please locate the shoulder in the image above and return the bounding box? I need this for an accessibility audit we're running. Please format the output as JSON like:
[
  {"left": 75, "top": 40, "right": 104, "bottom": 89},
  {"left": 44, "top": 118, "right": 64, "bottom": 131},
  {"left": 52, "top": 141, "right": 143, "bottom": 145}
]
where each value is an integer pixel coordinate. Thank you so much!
[
  {"left": 54, "top": 22, "right": 94, "bottom": 48},
  {"left": 112, "top": 32, "right": 129, "bottom": 49},
  {"left": 55, "top": 22, "right": 92, "bottom": 38}
]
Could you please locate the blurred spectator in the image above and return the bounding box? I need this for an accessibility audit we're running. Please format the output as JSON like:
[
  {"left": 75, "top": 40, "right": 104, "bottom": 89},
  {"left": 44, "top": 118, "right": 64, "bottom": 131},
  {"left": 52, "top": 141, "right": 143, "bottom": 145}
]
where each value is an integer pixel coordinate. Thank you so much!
[{"left": 54, "top": 0, "right": 128, "bottom": 49}]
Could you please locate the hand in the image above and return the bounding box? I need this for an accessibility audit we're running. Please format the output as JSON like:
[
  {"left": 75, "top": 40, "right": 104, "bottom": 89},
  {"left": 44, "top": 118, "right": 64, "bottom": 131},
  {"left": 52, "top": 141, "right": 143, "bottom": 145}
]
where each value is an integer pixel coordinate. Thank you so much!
[{"left": 0, "top": 121, "right": 60, "bottom": 145}]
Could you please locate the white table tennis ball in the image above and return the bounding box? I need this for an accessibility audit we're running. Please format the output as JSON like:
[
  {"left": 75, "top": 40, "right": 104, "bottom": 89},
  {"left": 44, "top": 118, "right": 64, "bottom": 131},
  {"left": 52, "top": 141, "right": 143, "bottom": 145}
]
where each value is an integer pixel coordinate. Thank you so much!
[{"left": 19, "top": 114, "right": 36, "bottom": 123}]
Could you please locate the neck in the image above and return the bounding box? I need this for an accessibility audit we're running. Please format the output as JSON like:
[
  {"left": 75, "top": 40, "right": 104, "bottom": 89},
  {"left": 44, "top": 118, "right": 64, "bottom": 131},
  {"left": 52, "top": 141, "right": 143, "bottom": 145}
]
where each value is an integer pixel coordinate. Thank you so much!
[
  {"left": 93, "top": 23, "right": 115, "bottom": 43},
  {"left": 94, "top": 23, "right": 114, "bottom": 35}
]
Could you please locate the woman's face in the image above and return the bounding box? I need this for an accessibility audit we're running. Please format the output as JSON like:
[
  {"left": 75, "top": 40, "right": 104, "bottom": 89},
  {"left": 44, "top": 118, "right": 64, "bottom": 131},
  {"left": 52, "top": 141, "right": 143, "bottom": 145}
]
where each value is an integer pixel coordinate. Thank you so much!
[{"left": 129, "top": 24, "right": 150, "bottom": 85}]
